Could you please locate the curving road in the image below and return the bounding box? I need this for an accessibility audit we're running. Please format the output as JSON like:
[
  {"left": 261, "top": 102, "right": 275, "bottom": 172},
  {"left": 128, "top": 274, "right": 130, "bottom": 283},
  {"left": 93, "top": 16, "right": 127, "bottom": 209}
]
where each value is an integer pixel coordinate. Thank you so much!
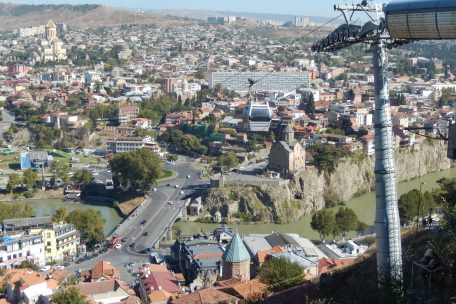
[{"left": 67, "top": 156, "right": 207, "bottom": 282}]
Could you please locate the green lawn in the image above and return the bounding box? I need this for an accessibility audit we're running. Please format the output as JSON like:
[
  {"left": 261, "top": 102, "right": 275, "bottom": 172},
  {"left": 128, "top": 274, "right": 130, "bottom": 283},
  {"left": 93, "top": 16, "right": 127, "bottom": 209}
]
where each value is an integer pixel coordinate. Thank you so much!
[
  {"left": 0, "top": 153, "right": 20, "bottom": 170},
  {"left": 159, "top": 169, "right": 175, "bottom": 180}
]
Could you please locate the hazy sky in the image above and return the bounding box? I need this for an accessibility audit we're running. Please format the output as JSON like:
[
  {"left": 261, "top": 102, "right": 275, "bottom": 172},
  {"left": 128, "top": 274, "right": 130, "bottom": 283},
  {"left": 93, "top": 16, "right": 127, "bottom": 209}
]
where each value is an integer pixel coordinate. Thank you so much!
[{"left": 5, "top": 0, "right": 354, "bottom": 17}]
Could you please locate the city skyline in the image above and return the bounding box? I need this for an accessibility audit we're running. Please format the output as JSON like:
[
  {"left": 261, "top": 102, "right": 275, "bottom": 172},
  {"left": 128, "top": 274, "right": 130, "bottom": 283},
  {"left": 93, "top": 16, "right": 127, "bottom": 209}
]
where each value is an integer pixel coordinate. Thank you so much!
[{"left": 4, "top": 0, "right": 353, "bottom": 18}]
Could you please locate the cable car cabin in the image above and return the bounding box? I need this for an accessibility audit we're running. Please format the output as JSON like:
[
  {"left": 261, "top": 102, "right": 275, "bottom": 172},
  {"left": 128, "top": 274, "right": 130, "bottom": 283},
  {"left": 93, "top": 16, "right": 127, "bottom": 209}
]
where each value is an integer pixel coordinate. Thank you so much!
[
  {"left": 384, "top": 0, "right": 456, "bottom": 40},
  {"left": 448, "top": 124, "right": 456, "bottom": 159},
  {"left": 243, "top": 101, "right": 272, "bottom": 132}
]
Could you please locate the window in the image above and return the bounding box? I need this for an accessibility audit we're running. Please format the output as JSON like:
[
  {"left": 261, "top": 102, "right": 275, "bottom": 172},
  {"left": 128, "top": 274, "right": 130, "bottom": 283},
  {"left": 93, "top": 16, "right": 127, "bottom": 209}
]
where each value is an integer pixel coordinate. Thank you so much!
[
  {"left": 19, "top": 253, "right": 22, "bottom": 258},
  {"left": 47, "top": 241, "right": 51, "bottom": 246},
  {"left": 7, "top": 255, "right": 11, "bottom": 260},
  {"left": 13, "top": 254, "right": 17, "bottom": 259},
  {"left": 27, "top": 251, "right": 31, "bottom": 256}
]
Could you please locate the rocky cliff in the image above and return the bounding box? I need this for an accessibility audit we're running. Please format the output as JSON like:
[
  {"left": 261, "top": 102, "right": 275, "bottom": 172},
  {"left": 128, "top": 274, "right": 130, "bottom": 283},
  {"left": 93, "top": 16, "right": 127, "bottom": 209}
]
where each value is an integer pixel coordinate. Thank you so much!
[{"left": 201, "top": 140, "right": 453, "bottom": 224}]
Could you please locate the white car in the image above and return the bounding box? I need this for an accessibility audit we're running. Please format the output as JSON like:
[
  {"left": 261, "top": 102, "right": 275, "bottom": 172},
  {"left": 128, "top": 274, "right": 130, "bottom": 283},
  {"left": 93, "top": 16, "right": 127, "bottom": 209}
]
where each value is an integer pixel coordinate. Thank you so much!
[
  {"left": 114, "top": 243, "right": 121, "bottom": 249},
  {"left": 187, "top": 174, "right": 191, "bottom": 178},
  {"left": 180, "top": 190, "right": 184, "bottom": 195},
  {"left": 40, "top": 265, "right": 51, "bottom": 272},
  {"left": 153, "top": 188, "right": 157, "bottom": 192},
  {"left": 175, "top": 184, "right": 180, "bottom": 188},
  {"left": 167, "top": 201, "right": 173, "bottom": 205},
  {"left": 53, "top": 265, "right": 65, "bottom": 270}
]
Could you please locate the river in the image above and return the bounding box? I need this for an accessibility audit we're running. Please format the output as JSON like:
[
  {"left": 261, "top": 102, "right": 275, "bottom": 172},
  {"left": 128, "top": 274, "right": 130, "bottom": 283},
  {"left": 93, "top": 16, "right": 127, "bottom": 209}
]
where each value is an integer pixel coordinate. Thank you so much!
[
  {"left": 4, "top": 199, "right": 123, "bottom": 235},
  {"left": 174, "top": 167, "right": 456, "bottom": 239}
]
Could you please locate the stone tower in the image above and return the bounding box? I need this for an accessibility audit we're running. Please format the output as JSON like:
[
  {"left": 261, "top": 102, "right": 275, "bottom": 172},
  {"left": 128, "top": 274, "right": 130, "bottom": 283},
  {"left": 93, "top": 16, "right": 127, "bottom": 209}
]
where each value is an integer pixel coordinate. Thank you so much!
[
  {"left": 222, "top": 233, "right": 250, "bottom": 281},
  {"left": 282, "top": 124, "right": 294, "bottom": 143},
  {"left": 45, "top": 19, "right": 57, "bottom": 41}
]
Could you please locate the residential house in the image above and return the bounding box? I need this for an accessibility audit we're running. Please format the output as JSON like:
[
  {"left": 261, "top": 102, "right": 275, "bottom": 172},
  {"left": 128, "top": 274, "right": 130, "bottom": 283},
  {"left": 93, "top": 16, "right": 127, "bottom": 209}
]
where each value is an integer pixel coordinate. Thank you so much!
[
  {"left": 4, "top": 269, "right": 58, "bottom": 304},
  {"left": 80, "top": 260, "right": 121, "bottom": 282},
  {"left": 74, "top": 279, "right": 140, "bottom": 304}
]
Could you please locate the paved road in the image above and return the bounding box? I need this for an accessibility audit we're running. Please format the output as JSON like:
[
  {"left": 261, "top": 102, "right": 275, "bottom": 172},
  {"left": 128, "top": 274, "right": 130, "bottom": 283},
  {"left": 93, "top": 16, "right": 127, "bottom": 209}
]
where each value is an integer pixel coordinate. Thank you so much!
[{"left": 66, "top": 156, "right": 207, "bottom": 283}]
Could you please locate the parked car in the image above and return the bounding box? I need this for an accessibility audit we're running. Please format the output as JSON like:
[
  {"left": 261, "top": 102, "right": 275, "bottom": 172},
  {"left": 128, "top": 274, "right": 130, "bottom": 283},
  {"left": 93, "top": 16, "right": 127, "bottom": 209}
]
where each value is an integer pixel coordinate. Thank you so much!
[
  {"left": 140, "top": 220, "right": 146, "bottom": 225},
  {"left": 39, "top": 265, "right": 51, "bottom": 272},
  {"left": 114, "top": 243, "right": 121, "bottom": 249}
]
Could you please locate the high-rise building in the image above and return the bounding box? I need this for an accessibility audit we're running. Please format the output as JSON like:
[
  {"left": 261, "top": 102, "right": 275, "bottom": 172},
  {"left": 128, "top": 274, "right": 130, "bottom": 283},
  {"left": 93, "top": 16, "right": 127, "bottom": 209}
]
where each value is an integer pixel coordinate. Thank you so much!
[{"left": 294, "top": 16, "right": 310, "bottom": 28}]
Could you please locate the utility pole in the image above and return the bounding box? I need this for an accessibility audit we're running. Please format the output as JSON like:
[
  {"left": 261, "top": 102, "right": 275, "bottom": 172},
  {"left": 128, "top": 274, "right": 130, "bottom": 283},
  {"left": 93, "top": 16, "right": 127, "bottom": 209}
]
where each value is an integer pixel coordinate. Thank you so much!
[{"left": 372, "top": 41, "right": 402, "bottom": 282}]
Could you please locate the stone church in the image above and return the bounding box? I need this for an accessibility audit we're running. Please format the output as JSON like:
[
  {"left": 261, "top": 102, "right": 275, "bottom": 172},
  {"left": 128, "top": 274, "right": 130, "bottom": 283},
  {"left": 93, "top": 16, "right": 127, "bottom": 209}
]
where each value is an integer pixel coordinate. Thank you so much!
[
  {"left": 34, "top": 20, "right": 67, "bottom": 63},
  {"left": 268, "top": 124, "right": 306, "bottom": 176}
]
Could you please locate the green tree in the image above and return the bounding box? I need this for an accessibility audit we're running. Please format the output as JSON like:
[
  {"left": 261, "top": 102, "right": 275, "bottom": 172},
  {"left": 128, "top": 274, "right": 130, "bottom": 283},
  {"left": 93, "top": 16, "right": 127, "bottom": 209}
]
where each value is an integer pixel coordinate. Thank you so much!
[
  {"left": 22, "top": 169, "right": 38, "bottom": 189},
  {"left": 18, "top": 260, "right": 39, "bottom": 271},
  {"left": 52, "top": 286, "right": 89, "bottom": 304},
  {"left": 52, "top": 207, "right": 69, "bottom": 223},
  {"left": 307, "top": 144, "right": 350, "bottom": 174},
  {"left": 356, "top": 221, "right": 368, "bottom": 235},
  {"left": 67, "top": 209, "right": 105, "bottom": 247},
  {"left": 138, "top": 108, "right": 161, "bottom": 123},
  {"left": 0, "top": 202, "right": 34, "bottom": 221},
  {"left": 259, "top": 257, "right": 304, "bottom": 292},
  {"left": 306, "top": 93, "right": 315, "bottom": 114},
  {"left": 109, "top": 148, "right": 162, "bottom": 192},
  {"left": 335, "top": 207, "right": 359, "bottom": 237},
  {"left": 50, "top": 160, "right": 70, "bottom": 185},
  {"left": 398, "top": 188, "right": 436, "bottom": 224},
  {"left": 311, "top": 209, "right": 336, "bottom": 240},
  {"left": 71, "top": 169, "right": 93, "bottom": 187},
  {"left": 217, "top": 152, "right": 239, "bottom": 171},
  {"left": 6, "top": 173, "right": 21, "bottom": 193}
]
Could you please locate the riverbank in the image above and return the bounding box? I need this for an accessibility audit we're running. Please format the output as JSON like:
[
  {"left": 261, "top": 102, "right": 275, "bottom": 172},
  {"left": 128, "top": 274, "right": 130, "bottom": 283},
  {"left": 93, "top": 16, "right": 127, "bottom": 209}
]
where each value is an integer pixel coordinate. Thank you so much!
[
  {"left": 175, "top": 166, "right": 456, "bottom": 240},
  {"left": 0, "top": 188, "right": 64, "bottom": 201},
  {"left": 3, "top": 198, "right": 122, "bottom": 235}
]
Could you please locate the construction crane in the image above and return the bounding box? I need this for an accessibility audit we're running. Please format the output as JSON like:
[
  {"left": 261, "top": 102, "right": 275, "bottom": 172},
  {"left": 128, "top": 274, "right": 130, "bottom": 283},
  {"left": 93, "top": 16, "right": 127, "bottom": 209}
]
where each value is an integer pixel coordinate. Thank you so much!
[{"left": 311, "top": 0, "right": 456, "bottom": 288}]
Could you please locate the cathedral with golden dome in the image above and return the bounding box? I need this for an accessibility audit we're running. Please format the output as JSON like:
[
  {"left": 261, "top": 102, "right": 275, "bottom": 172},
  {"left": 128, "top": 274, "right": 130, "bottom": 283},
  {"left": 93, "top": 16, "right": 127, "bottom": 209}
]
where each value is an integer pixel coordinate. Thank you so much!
[{"left": 34, "top": 19, "right": 67, "bottom": 63}]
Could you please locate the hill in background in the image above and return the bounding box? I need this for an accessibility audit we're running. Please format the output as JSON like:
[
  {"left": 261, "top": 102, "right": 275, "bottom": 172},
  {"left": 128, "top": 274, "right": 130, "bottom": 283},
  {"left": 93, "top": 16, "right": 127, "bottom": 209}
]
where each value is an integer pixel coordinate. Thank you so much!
[{"left": 0, "top": 3, "right": 191, "bottom": 32}]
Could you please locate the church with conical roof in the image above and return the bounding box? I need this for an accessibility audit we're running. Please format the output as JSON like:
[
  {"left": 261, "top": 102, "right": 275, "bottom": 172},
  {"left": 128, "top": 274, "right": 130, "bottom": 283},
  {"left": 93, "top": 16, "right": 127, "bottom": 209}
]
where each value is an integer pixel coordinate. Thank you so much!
[
  {"left": 34, "top": 19, "right": 67, "bottom": 63},
  {"left": 221, "top": 233, "right": 251, "bottom": 281}
]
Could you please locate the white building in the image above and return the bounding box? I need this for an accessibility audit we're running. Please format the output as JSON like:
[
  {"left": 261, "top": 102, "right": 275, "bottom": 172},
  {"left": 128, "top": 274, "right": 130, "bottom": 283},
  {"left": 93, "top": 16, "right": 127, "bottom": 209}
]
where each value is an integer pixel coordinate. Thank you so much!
[
  {"left": 210, "top": 71, "right": 310, "bottom": 93},
  {"left": 107, "top": 136, "right": 157, "bottom": 153},
  {"left": 0, "top": 234, "right": 45, "bottom": 269}
]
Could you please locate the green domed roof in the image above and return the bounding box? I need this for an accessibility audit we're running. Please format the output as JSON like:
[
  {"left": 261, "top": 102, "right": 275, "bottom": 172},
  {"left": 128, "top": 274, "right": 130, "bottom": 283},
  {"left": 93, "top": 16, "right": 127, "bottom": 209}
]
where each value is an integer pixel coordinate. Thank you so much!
[{"left": 223, "top": 233, "right": 250, "bottom": 262}]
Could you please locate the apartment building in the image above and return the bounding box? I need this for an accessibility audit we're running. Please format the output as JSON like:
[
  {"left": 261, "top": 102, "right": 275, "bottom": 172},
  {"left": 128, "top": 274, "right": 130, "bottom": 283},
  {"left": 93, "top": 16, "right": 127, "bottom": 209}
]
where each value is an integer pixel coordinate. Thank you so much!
[
  {"left": 0, "top": 234, "right": 45, "bottom": 269},
  {"left": 41, "top": 224, "right": 80, "bottom": 263},
  {"left": 210, "top": 71, "right": 310, "bottom": 93},
  {"left": 118, "top": 105, "right": 140, "bottom": 124}
]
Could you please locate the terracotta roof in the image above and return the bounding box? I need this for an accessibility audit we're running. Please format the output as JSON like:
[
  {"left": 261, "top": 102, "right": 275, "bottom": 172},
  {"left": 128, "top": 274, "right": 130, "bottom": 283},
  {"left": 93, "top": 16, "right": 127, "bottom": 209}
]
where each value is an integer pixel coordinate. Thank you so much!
[
  {"left": 192, "top": 252, "right": 223, "bottom": 260},
  {"left": 143, "top": 271, "right": 181, "bottom": 294},
  {"left": 74, "top": 279, "right": 131, "bottom": 297},
  {"left": 91, "top": 260, "right": 120, "bottom": 282},
  {"left": 148, "top": 289, "right": 174, "bottom": 302},
  {"left": 48, "top": 269, "right": 71, "bottom": 282},
  {"left": 142, "top": 264, "right": 169, "bottom": 273},
  {"left": 5, "top": 269, "right": 46, "bottom": 287},
  {"left": 256, "top": 245, "right": 285, "bottom": 264},
  {"left": 218, "top": 278, "right": 267, "bottom": 300},
  {"left": 170, "top": 287, "right": 238, "bottom": 304}
]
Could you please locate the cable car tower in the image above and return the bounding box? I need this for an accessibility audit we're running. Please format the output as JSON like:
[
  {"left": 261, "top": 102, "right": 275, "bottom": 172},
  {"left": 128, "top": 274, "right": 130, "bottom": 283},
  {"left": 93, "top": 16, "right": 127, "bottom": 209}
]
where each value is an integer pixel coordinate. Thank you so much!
[{"left": 312, "top": 0, "right": 456, "bottom": 285}]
